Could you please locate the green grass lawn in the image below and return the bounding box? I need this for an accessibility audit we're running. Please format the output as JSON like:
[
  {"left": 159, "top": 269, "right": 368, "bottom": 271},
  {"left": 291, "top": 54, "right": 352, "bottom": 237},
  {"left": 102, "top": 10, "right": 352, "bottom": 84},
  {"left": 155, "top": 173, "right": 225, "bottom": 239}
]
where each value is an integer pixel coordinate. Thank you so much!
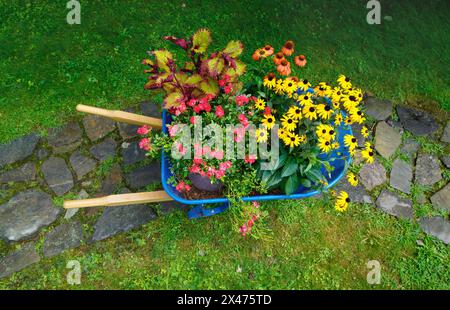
[
  {"left": 0, "top": 0, "right": 449, "bottom": 290},
  {"left": 0, "top": 0, "right": 449, "bottom": 143}
]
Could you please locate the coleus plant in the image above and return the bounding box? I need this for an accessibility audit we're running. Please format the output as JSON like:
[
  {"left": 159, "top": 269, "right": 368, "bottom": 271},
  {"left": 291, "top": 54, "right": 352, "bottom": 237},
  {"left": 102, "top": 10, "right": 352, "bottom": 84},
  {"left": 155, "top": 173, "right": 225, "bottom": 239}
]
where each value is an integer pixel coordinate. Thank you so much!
[{"left": 142, "top": 29, "right": 247, "bottom": 109}]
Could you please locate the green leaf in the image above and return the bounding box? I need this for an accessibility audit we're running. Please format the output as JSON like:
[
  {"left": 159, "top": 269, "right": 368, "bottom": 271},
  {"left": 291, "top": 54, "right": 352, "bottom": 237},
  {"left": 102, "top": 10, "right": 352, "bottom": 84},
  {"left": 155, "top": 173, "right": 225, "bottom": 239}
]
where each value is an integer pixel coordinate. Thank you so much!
[
  {"left": 164, "top": 91, "right": 183, "bottom": 109},
  {"left": 192, "top": 29, "right": 211, "bottom": 54},
  {"left": 223, "top": 40, "right": 244, "bottom": 57},
  {"left": 284, "top": 174, "right": 300, "bottom": 195},
  {"left": 266, "top": 170, "right": 283, "bottom": 188},
  {"left": 281, "top": 158, "right": 298, "bottom": 178},
  {"left": 185, "top": 74, "right": 203, "bottom": 86},
  {"left": 206, "top": 57, "right": 225, "bottom": 77},
  {"left": 300, "top": 178, "right": 312, "bottom": 188}
]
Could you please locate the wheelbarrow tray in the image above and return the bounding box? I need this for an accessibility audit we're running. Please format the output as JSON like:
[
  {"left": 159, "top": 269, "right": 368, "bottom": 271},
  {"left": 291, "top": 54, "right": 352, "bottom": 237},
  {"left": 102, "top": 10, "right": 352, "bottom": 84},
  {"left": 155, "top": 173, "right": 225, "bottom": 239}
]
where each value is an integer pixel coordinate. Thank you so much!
[{"left": 161, "top": 109, "right": 353, "bottom": 218}]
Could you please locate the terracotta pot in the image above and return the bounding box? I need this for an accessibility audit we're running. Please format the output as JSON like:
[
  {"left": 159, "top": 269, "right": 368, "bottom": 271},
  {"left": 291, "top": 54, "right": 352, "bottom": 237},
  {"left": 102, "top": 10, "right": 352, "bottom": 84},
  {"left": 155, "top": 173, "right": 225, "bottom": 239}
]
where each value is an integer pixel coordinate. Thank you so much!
[{"left": 188, "top": 173, "right": 223, "bottom": 192}]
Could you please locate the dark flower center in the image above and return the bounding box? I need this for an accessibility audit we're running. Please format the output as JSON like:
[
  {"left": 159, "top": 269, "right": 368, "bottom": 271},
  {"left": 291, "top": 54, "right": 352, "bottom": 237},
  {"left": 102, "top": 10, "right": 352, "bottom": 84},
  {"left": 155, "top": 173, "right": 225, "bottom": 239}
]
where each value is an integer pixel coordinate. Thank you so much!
[
  {"left": 369, "top": 151, "right": 374, "bottom": 156},
  {"left": 357, "top": 111, "right": 362, "bottom": 115},
  {"left": 291, "top": 137, "right": 295, "bottom": 141},
  {"left": 288, "top": 83, "right": 293, "bottom": 87},
  {"left": 345, "top": 197, "right": 350, "bottom": 203},
  {"left": 303, "top": 79, "right": 308, "bottom": 84},
  {"left": 309, "top": 107, "right": 315, "bottom": 112},
  {"left": 295, "top": 109, "right": 301, "bottom": 114},
  {"left": 325, "top": 141, "right": 330, "bottom": 146},
  {"left": 329, "top": 130, "right": 334, "bottom": 135},
  {"left": 268, "top": 118, "right": 273, "bottom": 123},
  {"left": 322, "top": 129, "right": 326, "bottom": 133},
  {"left": 304, "top": 96, "right": 309, "bottom": 100},
  {"left": 349, "top": 95, "right": 356, "bottom": 101},
  {"left": 345, "top": 77, "right": 350, "bottom": 82},
  {"left": 351, "top": 138, "right": 356, "bottom": 143},
  {"left": 324, "top": 106, "right": 331, "bottom": 111},
  {"left": 288, "top": 119, "right": 293, "bottom": 124}
]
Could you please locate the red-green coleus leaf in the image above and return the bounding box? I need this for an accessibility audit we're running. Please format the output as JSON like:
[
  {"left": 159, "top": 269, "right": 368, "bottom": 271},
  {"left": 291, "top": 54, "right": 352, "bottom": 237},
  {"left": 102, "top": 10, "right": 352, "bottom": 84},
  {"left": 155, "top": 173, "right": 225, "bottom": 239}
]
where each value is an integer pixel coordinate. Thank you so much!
[
  {"left": 206, "top": 57, "right": 225, "bottom": 78},
  {"left": 153, "top": 49, "right": 173, "bottom": 72},
  {"left": 199, "top": 77, "right": 219, "bottom": 96},
  {"left": 164, "top": 90, "right": 184, "bottom": 109},
  {"left": 224, "top": 59, "right": 246, "bottom": 77},
  {"left": 163, "top": 36, "right": 189, "bottom": 50},
  {"left": 185, "top": 74, "right": 203, "bottom": 86},
  {"left": 191, "top": 29, "right": 211, "bottom": 54},
  {"left": 222, "top": 40, "right": 244, "bottom": 58}
]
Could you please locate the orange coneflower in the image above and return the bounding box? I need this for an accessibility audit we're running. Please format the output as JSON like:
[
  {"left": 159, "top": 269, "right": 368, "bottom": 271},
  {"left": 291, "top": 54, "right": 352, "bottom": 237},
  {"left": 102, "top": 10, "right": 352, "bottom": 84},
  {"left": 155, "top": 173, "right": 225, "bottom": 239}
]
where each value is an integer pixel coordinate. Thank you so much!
[
  {"left": 294, "top": 55, "right": 307, "bottom": 67},
  {"left": 273, "top": 52, "right": 285, "bottom": 65},
  {"left": 281, "top": 41, "right": 294, "bottom": 56},
  {"left": 277, "top": 59, "right": 291, "bottom": 76},
  {"left": 252, "top": 49, "right": 261, "bottom": 61},
  {"left": 263, "top": 45, "right": 274, "bottom": 56}
]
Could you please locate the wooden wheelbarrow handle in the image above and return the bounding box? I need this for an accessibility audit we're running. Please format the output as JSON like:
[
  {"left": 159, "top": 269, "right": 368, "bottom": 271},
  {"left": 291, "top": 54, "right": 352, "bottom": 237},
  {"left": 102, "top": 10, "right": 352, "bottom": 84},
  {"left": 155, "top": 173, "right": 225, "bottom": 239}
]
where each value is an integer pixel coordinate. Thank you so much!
[
  {"left": 77, "top": 104, "right": 163, "bottom": 129},
  {"left": 63, "top": 190, "right": 173, "bottom": 209}
]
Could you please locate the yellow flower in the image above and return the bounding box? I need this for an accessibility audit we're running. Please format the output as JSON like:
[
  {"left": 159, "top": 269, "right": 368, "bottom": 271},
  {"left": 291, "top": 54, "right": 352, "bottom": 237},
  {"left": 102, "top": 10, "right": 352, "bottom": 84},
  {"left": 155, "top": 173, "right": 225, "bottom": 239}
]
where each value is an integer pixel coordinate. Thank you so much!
[
  {"left": 331, "top": 87, "right": 343, "bottom": 104},
  {"left": 318, "top": 137, "right": 333, "bottom": 153},
  {"left": 335, "top": 191, "right": 350, "bottom": 212},
  {"left": 278, "top": 128, "right": 288, "bottom": 140},
  {"left": 332, "top": 141, "right": 340, "bottom": 149},
  {"left": 361, "top": 145, "right": 375, "bottom": 164},
  {"left": 298, "top": 134, "right": 307, "bottom": 144},
  {"left": 298, "top": 79, "right": 311, "bottom": 92},
  {"left": 281, "top": 115, "right": 298, "bottom": 131},
  {"left": 274, "top": 79, "right": 284, "bottom": 95},
  {"left": 303, "top": 104, "right": 318, "bottom": 120},
  {"left": 334, "top": 113, "right": 343, "bottom": 126},
  {"left": 296, "top": 93, "right": 314, "bottom": 106},
  {"left": 284, "top": 133, "right": 301, "bottom": 148},
  {"left": 344, "top": 134, "right": 358, "bottom": 151},
  {"left": 256, "top": 128, "right": 268, "bottom": 143},
  {"left": 361, "top": 126, "right": 369, "bottom": 138},
  {"left": 316, "top": 124, "right": 336, "bottom": 140},
  {"left": 349, "top": 107, "right": 366, "bottom": 124},
  {"left": 342, "top": 95, "right": 360, "bottom": 112},
  {"left": 263, "top": 73, "right": 277, "bottom": 89},
  {"left": 347, "top": 172, "right": 358, "bottom": 187},
  {"left": 283, "top": 78, "right": 298, "bottom": 94},
  {"left": 317, "top": 104, "right": 334, "bottom": 120},
  {"left": 337, "top": 75, "right": 352, "bottom": 89},
  {"left": 350, "top": 88, "right": 364, "bottom": 102},
  {"left": 314, "top": 82, "right": 331, "bottom": 97},
  {"left": 344, "top": 117, "right": 353, "bottom": 126},
  {"left": 254, "top": 98, "right": 266, "bottom": 110},
  {"left": 262, "top": 114, "right": 276, "bottom": 129},
  {"left": 287, "top": 105, "right": 303, "bottom": 120}
]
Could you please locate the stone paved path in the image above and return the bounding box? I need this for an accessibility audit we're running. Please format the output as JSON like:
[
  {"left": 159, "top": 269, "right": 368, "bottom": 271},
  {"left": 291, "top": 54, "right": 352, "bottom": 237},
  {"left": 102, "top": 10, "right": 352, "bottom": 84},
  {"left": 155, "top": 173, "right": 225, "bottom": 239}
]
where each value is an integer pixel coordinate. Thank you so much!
[{"left": 0, "top": 97, "right": 449, "bottom": 279}]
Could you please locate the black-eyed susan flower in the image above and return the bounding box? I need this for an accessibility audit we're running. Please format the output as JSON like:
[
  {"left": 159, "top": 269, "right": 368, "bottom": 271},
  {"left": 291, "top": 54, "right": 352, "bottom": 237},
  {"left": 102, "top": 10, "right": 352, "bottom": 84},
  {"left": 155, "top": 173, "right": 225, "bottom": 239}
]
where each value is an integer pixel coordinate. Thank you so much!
[
  {"left": 256, "top": 128, "right": 268, "bottom": 143},
  {"left": 262, "top": 114, "right": 276, "bottom": 129},
  {"left": 283, "top": 79, "right": 298, "bottom": 95},
  {"left": 316, "top": 124, "right": 335, "bottom": 140},
  {"left": 334, "top": 113, "right": 343, "bottom": 126},
  {"left": 318, "top": 137, "right": 333, "bottom": 153},
  {"left": 349, "top": 107, "right": 366, "bottom": 124},
  {"left": 347, "top": 172, "right": 358, "bottom": 186},
  {"left": 314, "top": 82, "right": 331, "bottom": 97},
  {"left": 287, "top": 105, "right": 303, "bottom": 120},
  {"left": 361, "top": 126, "right": 369, "bottom": 138},
  {"left": 342, "top": 94, "right": 360, "bottom": 112},
  {"left": 298, "top": 134, "right": 307, "bottom": 144},
  {"left": 317, "top": 104, "right": 334, "bottom": 120},
  {"left": 254, "top": 98, "right": 266, "bottom": 110},
  {"left": 331, "top": 87, "right": 343, "bottom": 104},
  {"left": 274, "top": 79, "right": 285, "bottom": 95},
  {"left": 335, "top": 191, "right": 350, "bottom": 212},
  {"left": 297, "top": 93, "right": 314, "bottom": 106},
  {"left": 298, "top": 79, "right": 311, "bottom": 92},
  {"left": 361, "top": 143, "right": 375, "bottom": 164},
  {"left": 344, "top": 134, "right": 358, "bottom": 151},
  {"left": 344, "top": 116, "right": 353, "bottom": 126},
  {"left": 303, "top": 104, "right": 318, "bottom": 120},
  {"left": 281, "top": 114, "right": 298, "bottom": 131},
  {"left": 337, "top": 75, "right": 352, "bottom": 89},
  {"left": 284, "top": 133, "right": 301, "bottom": 148},
  {"left": 278, "top": 128, "right": 288, "bottom": 140},
  {"left": 332, "top": 141, "right": 340, "bottom": 149},
  {"left": 263, "top": 73, "right": 277, "bottom": 89}
]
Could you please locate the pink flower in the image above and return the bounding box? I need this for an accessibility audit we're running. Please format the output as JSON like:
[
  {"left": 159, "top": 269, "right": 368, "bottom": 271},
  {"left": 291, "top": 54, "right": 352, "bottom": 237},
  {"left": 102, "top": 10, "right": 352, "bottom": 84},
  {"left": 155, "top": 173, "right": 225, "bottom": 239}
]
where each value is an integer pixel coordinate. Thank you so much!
[
  {"left": 219, "top": 79, "right": 226, "bottom": 87},
  {"left": 138, "top": 138, "right": 151, "bottom": 151},
  {"left": 224, "top": 84, "right": 232, "bottom": 94},
  {"left": 187, "top": 99, "right": 197, "bottom": 107},
  {"left": 177, "top": 143, "right": 187, "bottom": 156},
  {"left": 240, "top": 225, "right": 248, "bottom": 234},
  {"left": 214, "top": 170, "right": 225, "bottom": 179},
  {"left": 190, "top": 116, "right": 196, "bottom": 124},
  {"left": 235, "top": 95, "right": 249, "bottom": 106},
  {"left": 168, "top": 125, "right": 178, "bottom": 138},
  {"left": 234, "top": 127, "right": 246, "bottom": 143},
  {"left": 252, "top": 201, "right": 260, "bottom": 208},
  {"left": 238, "top": 114, "right": 249, "bottom": 127},
  {"left": 215, "top": 105, "right": 225, "bottom": 118},
  {"left": 203, "top": 102, "right": 211, "bottom": 113},
  {"left": 176, "top": 181, "right": 191, "bottom": 192},
  {"left": 193, "top": 105, "right": 202, "bottom": 114},
  {"left": 245, "top": 154, "right": 257, "bottom": 164},
  {"left": 189, "top": 164, "right": 201, "bottom": 174},
  {"left": 247, "top": 219, "right": 254, "bottom": 227},
  {"left": 264, "top": 106, "right": 271, "bottom": 116},
  {"left": 137, "top": 125, "right": 150, "bottom": 135},
  {"left": 193, "top": 158, "right": 203, "bottom": 165},
  {"left": 219, "top": 161, "right": 232, "bottom": 171}
]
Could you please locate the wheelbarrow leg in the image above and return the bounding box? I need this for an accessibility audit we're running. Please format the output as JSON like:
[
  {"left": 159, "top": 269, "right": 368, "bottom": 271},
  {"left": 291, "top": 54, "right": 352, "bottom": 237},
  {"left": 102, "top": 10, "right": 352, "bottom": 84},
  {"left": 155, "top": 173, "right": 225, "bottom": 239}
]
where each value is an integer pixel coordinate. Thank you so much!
[
  {"left": 188, "top": 202, "right": 229, "bottom": 219},
  {"left": 76, "top": 104, "right": 163, "bottom": 129}
]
